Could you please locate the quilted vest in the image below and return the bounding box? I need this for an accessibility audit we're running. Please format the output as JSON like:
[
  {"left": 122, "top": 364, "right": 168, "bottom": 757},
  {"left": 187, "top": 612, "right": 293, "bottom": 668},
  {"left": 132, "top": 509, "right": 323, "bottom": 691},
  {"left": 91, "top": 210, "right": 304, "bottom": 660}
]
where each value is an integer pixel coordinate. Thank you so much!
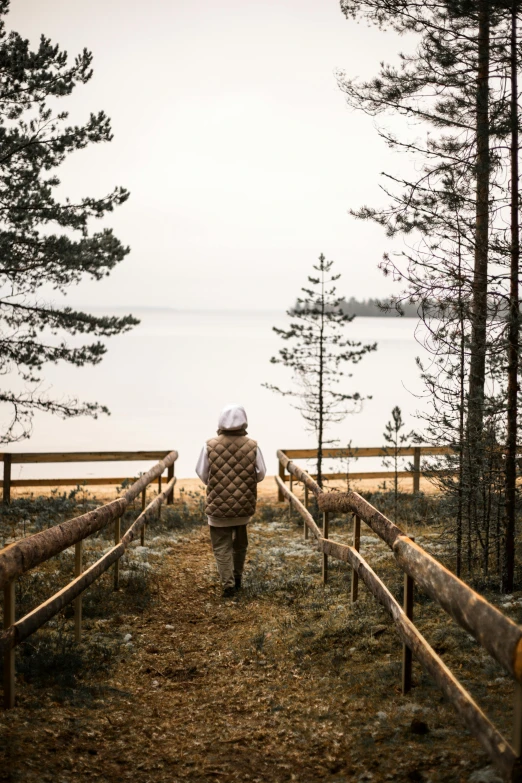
[{"left": 205, "top": 433, "right": 258, "bottom": 518}]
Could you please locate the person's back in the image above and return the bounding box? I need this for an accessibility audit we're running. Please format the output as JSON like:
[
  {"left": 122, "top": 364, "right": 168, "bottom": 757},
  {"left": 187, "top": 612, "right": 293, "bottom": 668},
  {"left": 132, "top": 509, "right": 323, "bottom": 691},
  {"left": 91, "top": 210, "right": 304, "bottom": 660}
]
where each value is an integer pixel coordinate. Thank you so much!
[
  {"left": 206, "top": 430, "right": 257, "bottom": 519},
  {"left": 196, "top": 404, "right": 266, "bottom": 597}
]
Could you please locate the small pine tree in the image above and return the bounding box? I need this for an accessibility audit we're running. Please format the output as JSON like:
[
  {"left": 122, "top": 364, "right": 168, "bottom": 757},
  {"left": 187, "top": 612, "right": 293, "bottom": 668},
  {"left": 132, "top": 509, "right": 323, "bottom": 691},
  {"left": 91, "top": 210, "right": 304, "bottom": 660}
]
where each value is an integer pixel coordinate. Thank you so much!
[
  {"left": 342, "top": 440, "right": 359, "bottom": 492},
  {"left": 382, "top": 406, "right": 411, "bottom": 521},
  {"left": 264, "top": 253, "right": 377, "bottom": 487}
]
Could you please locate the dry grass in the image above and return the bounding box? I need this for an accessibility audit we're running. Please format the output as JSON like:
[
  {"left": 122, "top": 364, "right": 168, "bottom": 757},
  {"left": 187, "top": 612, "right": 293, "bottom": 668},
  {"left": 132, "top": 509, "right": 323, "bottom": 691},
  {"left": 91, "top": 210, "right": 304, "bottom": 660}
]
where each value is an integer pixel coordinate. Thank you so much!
[
  {"left": 0, "top": 494, "right": 517, "bottom": 783},
  {"left": 7, "top": 474, "right": 439, "bottom": 503}
]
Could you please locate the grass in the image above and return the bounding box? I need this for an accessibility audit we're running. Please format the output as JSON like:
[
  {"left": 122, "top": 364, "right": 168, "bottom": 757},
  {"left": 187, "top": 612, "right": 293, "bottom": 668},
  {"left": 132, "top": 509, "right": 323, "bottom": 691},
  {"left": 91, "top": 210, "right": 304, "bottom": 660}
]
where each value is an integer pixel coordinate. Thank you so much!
[{"left": 0, "top": 487, "right": 98, "bottom": 541}]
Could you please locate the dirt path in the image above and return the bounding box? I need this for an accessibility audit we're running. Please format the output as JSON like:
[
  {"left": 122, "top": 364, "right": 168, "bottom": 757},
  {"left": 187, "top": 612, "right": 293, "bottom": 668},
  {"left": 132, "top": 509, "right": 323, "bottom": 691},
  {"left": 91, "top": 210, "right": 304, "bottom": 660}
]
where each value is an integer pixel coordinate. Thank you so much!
[{"left": 0, "top": 514, "right": 509, "bottom": 783}]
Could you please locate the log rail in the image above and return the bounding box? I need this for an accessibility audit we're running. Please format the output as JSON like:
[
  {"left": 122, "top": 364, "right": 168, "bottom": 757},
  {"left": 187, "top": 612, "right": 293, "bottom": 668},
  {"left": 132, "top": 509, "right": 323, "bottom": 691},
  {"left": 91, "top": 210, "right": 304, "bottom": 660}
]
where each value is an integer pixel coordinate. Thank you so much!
[
  {"left": 1, "top": 450, "right": 177, "bottom": 503},
  {"left": 277, "top": 453, "right": 522, "bottom": 783},
  {"left": 0, "top": 450, "right": 178, "bottom": 709},
  {"left": 278, "top": 445, "right": 453, "bottom": 498}
]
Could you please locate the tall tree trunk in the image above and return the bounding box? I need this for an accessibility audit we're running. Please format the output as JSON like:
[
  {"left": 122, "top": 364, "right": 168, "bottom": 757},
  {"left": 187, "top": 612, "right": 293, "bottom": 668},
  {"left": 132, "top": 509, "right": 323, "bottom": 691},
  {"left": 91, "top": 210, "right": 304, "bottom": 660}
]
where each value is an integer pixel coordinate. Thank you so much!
[
  {"left": 457, "top": 227, "right": 465, "bottom": 577},
  {"left": 484, "top": 456, "right": 492, "bottom": 576},
  {"left": 466, "top": 0, "right": 490, "bottom": 533},
  {"left": 502, "top": 0, "right": 520, "bottom": 593},
  {"left": 467, "top": 444, "right": 474, "bottom": 574},
  {"left": 394, "top": 440, "right": 399, "bottom": 522},
  {"left": 317, "top": 268, "right": 325, "bottom": 489}
]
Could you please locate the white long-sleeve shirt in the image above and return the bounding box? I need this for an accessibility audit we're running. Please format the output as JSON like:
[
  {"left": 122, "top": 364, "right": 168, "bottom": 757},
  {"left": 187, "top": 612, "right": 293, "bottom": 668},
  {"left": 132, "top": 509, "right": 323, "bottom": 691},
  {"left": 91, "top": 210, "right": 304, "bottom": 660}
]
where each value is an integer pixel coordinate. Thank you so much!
[{"left": 195, "top": 442, "right": 267, "bottom": 527}]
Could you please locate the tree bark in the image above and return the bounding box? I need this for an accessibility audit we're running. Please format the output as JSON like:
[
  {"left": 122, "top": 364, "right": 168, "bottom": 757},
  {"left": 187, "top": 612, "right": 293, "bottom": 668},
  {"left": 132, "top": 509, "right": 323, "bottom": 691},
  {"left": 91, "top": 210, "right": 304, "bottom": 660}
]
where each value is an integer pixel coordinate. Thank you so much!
[
  {"left": 317, "top": 266, "right": 325, "bottom": 488},
  {"left": 466, "top": 0, "right": 490, "bottom": 522},
  {"left": 502, "top": 0, "right": 520, "bottom": 594},
  {"left": 457, "top": 223, "right": 465, "bottom": 577}
]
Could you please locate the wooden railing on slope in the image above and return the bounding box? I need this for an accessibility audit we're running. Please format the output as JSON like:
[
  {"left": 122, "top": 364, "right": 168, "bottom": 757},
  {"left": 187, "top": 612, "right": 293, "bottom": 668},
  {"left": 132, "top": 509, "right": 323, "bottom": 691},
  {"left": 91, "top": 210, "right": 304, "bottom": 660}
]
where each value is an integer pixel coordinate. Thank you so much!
[
  {"left": 0, "top": 450, "right": 178, "bottom": 709},
  {"left": 277, "top": 445, "right": 453, "bottom": 499},
  {"left": 276, "top": 449, "right": 522, "bottom": 783},
  {"left": 1, "top": 450, "right": 177, "bottom": 503}
]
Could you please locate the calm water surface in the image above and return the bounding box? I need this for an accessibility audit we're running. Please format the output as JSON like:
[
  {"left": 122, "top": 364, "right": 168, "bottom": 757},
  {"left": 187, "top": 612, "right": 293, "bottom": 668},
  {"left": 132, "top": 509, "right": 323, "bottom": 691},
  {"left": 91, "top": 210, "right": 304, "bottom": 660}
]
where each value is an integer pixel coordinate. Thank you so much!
[{"left": 7, "top": 309, "right": 430, "bottom": 481}]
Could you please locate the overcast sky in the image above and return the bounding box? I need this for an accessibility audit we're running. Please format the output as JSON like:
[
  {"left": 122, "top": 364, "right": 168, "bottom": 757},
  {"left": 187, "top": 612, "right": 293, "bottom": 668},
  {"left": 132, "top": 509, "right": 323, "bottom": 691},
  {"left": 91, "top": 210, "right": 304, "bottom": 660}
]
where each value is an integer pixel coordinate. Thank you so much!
[{"left": 11, "top": 0, "right": 412, "bottom": 311}]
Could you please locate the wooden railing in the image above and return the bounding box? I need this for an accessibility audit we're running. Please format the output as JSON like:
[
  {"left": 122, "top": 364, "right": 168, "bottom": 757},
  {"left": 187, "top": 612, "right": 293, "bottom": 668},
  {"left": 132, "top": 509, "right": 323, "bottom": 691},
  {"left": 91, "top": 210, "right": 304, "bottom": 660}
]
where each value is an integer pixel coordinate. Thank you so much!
[
  {"left": 1, "top": 450, "right": 177, "bottom": 503},
  {"left": 0, "top": 450, "right": 178, "bottom": 709},
  {"left": 277, "top": 446, "right": 452, "bottom": 499},
  {"left": 276, "top": 450, "right": 522, "bottom": 783}
]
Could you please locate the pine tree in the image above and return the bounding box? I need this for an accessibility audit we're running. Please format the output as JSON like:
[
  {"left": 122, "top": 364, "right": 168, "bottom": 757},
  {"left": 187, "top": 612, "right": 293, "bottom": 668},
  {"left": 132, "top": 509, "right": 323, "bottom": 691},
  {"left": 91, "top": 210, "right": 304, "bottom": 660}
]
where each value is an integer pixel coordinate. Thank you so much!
[
  {"left": 502, "top": 0, "right": 520, "bottom": 592},
  {"left": 338, "top": 0, "right": 521, "bottom": 585},
  {"left": 264, "top": 254, "right": 376, "bottom": 487},
  {"left": 382, "top": 406, "right": 411, "bottom": 522},
  {"left": 0, "top": 1, "right": 137, "bottom": 442}
]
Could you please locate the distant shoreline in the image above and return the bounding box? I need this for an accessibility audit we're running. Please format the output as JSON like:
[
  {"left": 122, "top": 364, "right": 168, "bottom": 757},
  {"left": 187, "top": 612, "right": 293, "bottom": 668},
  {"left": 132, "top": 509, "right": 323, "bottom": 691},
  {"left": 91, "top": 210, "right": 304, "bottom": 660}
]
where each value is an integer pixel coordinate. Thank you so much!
[
  {"left": 68, "top": 304, "right": 418, "bottom": 318},
  {"left": 290, "top": 297, "right": 418, "bottom": 318}
]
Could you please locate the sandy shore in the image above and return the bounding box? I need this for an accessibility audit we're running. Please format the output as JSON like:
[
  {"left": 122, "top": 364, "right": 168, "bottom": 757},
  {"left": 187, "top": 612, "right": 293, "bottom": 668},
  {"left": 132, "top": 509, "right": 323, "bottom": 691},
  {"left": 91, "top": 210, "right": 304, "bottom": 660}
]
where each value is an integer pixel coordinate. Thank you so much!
[{"left": 6, "top": 475, "right": 438, "bottom": 503}]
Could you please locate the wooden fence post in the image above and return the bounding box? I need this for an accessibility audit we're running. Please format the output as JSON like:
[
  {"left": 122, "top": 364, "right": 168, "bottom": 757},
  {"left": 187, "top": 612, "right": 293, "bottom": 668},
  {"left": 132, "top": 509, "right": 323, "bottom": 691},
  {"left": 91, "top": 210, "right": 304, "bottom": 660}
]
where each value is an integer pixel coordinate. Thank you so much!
[
  {"left": 167, "top": 463, "right": 174, "bottom": 505},
  {"left": 3, "top": 454, "right": 11, "bottom": 505},
  {"left": 513, "top": 682, "right": 522, "bottom": 758},
  {"left": 74, "top": 540, "right": 83, "bottom": 643},
  {"left": 402, "top": 537, "right": 415, "bottom": 694},
  {"left": 322, "top": 511, "right": 329, "bottom": 585},
  {"left": 158, "top": 474, "right": 162, "bottom": 519},
  {"left": 114, "top": 517, "right": 121, "bottom": 590},
  {"left": 141, "top": 488, "right": 146, "bottom": 545},
  {"left": 3, "top": 579, "right": 15, "bottom": 708},
  {"left": 288, "top": 476, "right": 293, "bottom": 516},
  {"left": 351, "top": 515, "right": 360, "bottom": 603},
  {"left": 278, "top": 460, "right": 285, "bottom": 502},
  {"left": 304, "top": 485, "right": 309, "bottom": 540},
  {"left": 413, "top": 447, "right": 421, "bottom": 494}
]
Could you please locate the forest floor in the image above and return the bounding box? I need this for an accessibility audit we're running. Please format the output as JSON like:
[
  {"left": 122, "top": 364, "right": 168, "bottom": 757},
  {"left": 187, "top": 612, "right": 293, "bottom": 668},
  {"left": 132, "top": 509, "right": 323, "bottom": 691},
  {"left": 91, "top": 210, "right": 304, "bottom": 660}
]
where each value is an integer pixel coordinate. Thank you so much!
[{"left": 0, "top": 486, "right": 518, "bottom": 783}]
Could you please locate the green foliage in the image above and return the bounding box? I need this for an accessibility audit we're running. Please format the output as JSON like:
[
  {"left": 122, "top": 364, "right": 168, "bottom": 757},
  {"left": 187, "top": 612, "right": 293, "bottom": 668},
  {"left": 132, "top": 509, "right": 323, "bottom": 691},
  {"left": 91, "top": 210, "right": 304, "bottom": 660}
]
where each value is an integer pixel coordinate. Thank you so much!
[{"left": 0, "top": 0, "right": 137, "bottom": 442}]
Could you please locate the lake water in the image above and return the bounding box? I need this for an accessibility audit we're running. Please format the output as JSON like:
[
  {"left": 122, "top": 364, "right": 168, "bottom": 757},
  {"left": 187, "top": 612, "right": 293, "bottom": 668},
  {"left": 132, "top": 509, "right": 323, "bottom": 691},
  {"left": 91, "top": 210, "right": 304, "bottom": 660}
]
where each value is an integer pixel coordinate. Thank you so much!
[{"left": 5, "top": 309, "right": 429, "bottom": 482}]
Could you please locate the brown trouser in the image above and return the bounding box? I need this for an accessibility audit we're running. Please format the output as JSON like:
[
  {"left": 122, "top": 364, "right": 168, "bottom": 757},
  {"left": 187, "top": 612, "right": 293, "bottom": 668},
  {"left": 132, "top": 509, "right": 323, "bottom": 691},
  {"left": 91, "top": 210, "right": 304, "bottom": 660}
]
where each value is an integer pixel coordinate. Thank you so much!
[{"left": 209, "top": 525, "right": 248, "bottom": 590}]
